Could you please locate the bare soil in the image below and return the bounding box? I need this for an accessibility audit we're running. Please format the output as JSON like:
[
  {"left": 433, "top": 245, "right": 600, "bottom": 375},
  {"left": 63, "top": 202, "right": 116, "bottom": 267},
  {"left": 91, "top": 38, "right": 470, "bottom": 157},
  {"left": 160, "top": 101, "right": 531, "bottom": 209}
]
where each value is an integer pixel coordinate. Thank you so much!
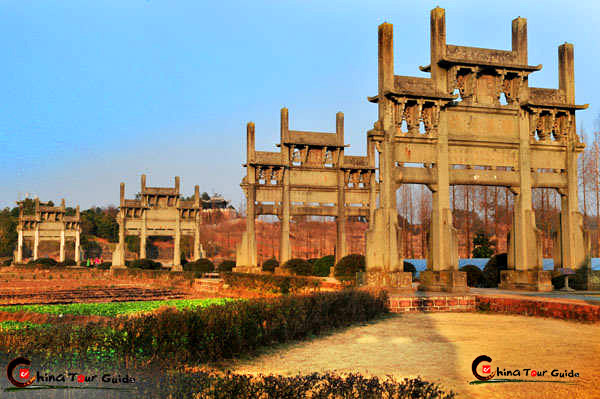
[
  {"left": 0, "top": 266, "right": 226, "bottom": 306},
  {"left": 0, "top": 310, "right": 111, "bottom": 325},
  {"left": 230, "top": 313, "right": 600, "bottom": 399}
]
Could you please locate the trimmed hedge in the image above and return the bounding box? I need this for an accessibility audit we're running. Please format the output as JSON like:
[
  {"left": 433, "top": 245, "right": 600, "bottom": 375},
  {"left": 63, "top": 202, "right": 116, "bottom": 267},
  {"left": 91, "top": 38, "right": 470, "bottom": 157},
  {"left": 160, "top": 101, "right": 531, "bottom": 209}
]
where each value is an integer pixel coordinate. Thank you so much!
[
  {"left": 222, "top": 272, "right": 320, "bottom": 294},
  {"left": 141, "top": 372, "right": 456, "bottom": 399},
  {"left": 184, "top": 258, "right": 215, "bottom": 273},
  {"left": 483, "top": 253, "right": 508, "bottom": 288},
  {"left": 334, "top": 254, "right": 366, "bottom": 282},
  {"left": 1, "top": 290, "right": 389, "bottom": 366},
  {"left": 128, "top": 258, "right": 163, "bottom": 270},
  {"left": 313, "top": 255, "right": 335, "bottom": 277},
  {"left": 403, "top": 261, "right": 417, "bottom": 279},
  {"left": 57, "top": 258, "right": 77, "bottom": 267},
  {"left": 262, "top": 258, "right": 279, "bottom": 273},
  {"left": 460, "top": 265, "right": 484, "bottom": 287},
  {"left": 28, "top": 257, "right": 58, "bottom": 267},
  {"left": 96, "top": 261, "right": 112, "bottom": 270},
  {"left": 217, "top": 260, "right": 236, "bottom": 273},
  {"left": 282, "top": 258, "right": 312, "bottom": 276}
]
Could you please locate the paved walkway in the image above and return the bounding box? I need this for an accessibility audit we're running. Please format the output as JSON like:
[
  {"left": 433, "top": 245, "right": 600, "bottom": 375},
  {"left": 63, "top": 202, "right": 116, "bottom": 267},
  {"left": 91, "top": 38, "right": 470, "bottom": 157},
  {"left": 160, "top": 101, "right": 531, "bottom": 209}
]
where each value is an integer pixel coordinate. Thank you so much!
[{"left": 230, "top": 313, "right": 600, "bottom": 399}]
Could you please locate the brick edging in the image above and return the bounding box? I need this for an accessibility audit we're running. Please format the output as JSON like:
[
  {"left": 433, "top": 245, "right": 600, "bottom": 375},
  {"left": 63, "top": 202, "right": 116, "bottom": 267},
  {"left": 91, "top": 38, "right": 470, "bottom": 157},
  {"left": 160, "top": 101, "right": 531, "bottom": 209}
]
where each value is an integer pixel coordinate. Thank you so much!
[
  {"left": 388, "top": 295, "right": 476, "bottom": 313},
  {"left": 475, "top": 295, "right": 600, "bottom": 322},
  {"left": 387, "top": 294, "right": 600, "bottom": 322}
]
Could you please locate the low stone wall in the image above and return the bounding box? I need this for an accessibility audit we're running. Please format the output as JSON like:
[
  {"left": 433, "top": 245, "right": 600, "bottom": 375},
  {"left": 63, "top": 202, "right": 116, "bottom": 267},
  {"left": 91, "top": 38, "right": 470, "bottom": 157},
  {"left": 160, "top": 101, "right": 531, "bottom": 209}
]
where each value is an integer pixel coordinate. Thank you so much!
[
  {"left": 476, "top": 295, "right": 600, "bottom": 322},
  {"left": 387, "top": 293, "right": 600, "bottom": 322},
  {"left": 388, "top": 295, "right": 476, "bottom": 313},
  {"left": 111, "top": 268, "right": 197, "bottom": 281},
  {"left": 193, "top": 278, "right": 224, "bottom": 293}
]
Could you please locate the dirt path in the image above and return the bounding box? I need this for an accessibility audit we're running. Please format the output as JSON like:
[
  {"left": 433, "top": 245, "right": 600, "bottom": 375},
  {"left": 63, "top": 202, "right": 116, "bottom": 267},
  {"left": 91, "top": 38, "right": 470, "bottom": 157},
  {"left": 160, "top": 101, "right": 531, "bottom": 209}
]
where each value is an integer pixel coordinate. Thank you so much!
[{"left": 230, "top": 313, "right": 600, "bottom": 399}]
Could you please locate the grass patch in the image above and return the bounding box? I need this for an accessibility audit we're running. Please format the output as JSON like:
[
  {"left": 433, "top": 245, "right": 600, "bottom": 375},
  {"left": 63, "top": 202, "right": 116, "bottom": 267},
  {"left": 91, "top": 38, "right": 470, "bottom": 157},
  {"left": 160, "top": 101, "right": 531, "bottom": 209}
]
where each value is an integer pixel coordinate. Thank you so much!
[
  {"left": 0, "top": 320, "right": 52, "bottom": 331},
  {"left": 0, "top": 298, "right": 236, "bottom": 317},
  {"left": 1, "top": 290, "right": 389, "bottom": 367}
]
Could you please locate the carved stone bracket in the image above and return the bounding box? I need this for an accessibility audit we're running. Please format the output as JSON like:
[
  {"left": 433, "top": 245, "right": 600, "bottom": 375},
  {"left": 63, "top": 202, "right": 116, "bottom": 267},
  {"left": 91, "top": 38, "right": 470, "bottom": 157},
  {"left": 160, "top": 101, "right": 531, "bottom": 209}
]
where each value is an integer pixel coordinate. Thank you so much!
[
  {"left": 405, "top": 102, "right": 420, "bottom": 135},
  {"left": 455, "top": 68, "right": 475, "bottom": 103},
  {"left": 393, "top": 97, "right": 440, "bottom": 137},
  {"left": 255, "top": 166, "right": 283, "bottom": 185},
  {"left": 343, "top": 169, "right": 371, "bottom": 188},
  {"left": 501, "top": 72, "right": 525, "bottom": 105},
  {"left": 495, "top": 69, "right": 506, "bottom": 103},
  {"left": 529, "top": 107, "right": 570, "bottom": 143},
  {"left": 529, "top": 109, "right": 540, "bottom": 141},
  {"left": 394, "top": 98, "right": 406, "bottom": 131}
]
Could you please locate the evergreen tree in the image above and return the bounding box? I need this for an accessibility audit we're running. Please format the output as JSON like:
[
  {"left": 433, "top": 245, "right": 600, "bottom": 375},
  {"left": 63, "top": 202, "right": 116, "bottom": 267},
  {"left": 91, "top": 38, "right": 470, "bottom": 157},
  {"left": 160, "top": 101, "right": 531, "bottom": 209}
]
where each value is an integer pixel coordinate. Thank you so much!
[{"left": 472, "top": 231, "right": 494, "bottom": 258}]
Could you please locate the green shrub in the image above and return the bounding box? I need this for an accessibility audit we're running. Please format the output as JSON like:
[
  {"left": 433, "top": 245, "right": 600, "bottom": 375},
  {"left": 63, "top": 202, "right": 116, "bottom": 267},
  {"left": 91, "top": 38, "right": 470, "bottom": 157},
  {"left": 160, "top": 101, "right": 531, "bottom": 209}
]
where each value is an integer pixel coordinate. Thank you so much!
[
  {"left": 313, "top": 255, "right": 334, "bottom": 277},
  {"left": 2, "top": 290, "right": 389, "bottom": 367},
  {"left": 96, "top": 261, "right": 112, "bottom": 270},
  {"left": 472, "top": 231, "right": 494, "bottom": 258},
  {"left": 140, "top": 372, "right": 455, "bottom": 399},
  {"left": 222, "top": 272, "right": 319, "bottom": 294},
  {"left": 483, "top": 253, "right": 508, "bottom": 288},
  {"left": 261, "top": 257, "right": 279, "bottom": 273},
  {"left": 282, "top": 258, "right": 312, "bottom": 276},
  {"left": 184, "top": 258, "right": 215, "bottom": 274},
  {"left": 217, "top": 260, "right": 236, "bottom": 273},
  {"left": 57, "top": 258, "right": 77, "bottom": 267},
  {"left": 334, "top": 254, "right": 366, "bottom": 281},
  {"left": 403, "top": 261, "right": 417, "bottom": 279},
  {"left": 128, "top": 258, "right": 162, "bottom": 270},
  {"left": 460, "top": 265, "right": 484, "bottom": 287},
  {"left": 28, "top": 257, "right": 58, "bottom": 267}
]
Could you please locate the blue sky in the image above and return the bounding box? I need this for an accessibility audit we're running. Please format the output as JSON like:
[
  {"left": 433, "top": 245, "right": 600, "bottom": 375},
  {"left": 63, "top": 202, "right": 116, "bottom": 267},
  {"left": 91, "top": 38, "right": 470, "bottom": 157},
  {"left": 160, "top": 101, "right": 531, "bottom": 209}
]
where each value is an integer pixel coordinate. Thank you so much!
[{"left": 1, "top": 0, "right": 599, "bottom": 209}]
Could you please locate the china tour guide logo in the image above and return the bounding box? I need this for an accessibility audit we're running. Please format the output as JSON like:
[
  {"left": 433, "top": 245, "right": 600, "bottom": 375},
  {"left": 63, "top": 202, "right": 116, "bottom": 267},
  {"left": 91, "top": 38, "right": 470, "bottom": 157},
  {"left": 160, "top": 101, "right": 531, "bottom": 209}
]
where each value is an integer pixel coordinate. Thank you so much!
[
  {"left": 472, "top": 355, "right": 495, "bottom": 381},
  {"left": 470, "top": 355, "right": 579, "bottom": 385},
  {"left": 7, "top": 357, "right": 35, "bottom": 388},
  {"left": 5, "top": 357, "right": 135, "bottom": 392}
]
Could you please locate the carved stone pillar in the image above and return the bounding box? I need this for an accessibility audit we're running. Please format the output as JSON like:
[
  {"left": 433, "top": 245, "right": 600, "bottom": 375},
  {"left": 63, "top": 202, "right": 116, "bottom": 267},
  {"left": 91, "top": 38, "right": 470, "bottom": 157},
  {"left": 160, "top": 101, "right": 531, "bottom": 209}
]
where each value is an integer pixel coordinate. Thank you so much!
[
  {"left": 193, "top": 224, "right": 201, "bottom": 261},
  {"left": 235, "top": 122, "right": 261, "bottom": 274},
  {"left": 234, "top": 184, "right": 260, "bottom": 273},
  {"left": 364, "top": 22, "right": 412, "bottom": 289},
  {"left": 420, "top": 111, "right": 465, "bottom": 292},
  {"left": 59, "top": 229, "right": 65, "bottom": 263},
  {"left": 33, "top": 226, "right": 39, "bottom": 261},
  {"left": 172, "top": 212, "right": 182, "bottom": 271},
  {"left": 111, "top": 212, "right": 127, "bottom": 270},
  {"left": 501, "top": 110, "right": 550, "bottom": 291},
  {"left": 74, "top": 229, "right": 80, "bottom": 265},
  {"left": 140, "top": 211, "right": 147, "bottom": 260},
  {"left": 279, "top": 168, "right": 291, "bottom": 265},
  {"left": 335, "top": 167, "right": 347, "bottom": 267},
  {"left": 279, "top": 109, "right": 292, "bottom": 266},
  {"left": 16, "top": 228, "right": 23, "bottom": 263}
]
